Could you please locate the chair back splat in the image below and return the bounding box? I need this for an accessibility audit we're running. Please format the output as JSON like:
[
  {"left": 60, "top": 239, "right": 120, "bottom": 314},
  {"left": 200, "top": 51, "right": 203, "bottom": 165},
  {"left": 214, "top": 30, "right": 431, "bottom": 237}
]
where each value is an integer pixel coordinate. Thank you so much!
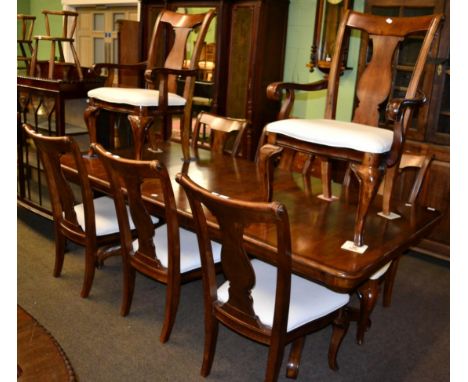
[
  {"left": 176, "top": 173, "right": 349, "bottom": 381},
  {"left": 21, "top": 124, "right": 122, "bottom": 298},
  {"left": 86, "top": 9, "right": 216, "bottom": 161},
  {"left": 264, "top": 10, "right": 442, "bottom": 249},
  {"left": 191, "top": 111, "right": 248, "bottom": 158}
]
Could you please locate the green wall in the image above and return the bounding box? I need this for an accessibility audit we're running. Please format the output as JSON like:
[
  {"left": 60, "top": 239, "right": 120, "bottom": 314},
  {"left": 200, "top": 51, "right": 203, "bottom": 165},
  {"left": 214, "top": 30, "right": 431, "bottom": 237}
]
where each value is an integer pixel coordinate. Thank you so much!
[
  {"left": 18, "top": 0, "right": 363, "bottom": 120},
  {"left": 18, "top": 0, "right": 63, "bottom": 60},
  {"left": 284, "top": 0, "right": 364, "bottom": 121}
]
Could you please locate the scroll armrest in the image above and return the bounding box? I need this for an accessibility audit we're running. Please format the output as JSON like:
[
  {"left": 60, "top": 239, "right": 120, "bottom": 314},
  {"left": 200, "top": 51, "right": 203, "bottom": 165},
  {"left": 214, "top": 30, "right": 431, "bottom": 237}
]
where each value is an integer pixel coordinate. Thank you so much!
[
  {"left": 385, "top": 90, "right": 426, "bottom": 167},
  {"left": 266, "top": 80, "right": 328, "bottom": 120},
  {"left": 385, "top": 90, "right": 427, "bottom": 122}
]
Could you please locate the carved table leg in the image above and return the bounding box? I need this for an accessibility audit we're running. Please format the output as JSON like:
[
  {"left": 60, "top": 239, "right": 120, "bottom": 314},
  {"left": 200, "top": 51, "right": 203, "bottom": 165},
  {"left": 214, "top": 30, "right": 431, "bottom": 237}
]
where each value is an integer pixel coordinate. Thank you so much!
[{"left": 356, "top": 279, "right": 380, "bottom": 345}]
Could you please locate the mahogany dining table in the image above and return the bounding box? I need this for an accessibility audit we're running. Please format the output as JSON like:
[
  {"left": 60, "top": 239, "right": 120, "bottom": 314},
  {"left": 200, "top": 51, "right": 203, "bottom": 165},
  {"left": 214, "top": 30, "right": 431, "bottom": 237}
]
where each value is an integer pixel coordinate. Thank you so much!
[{"left": 60, "top": 140, "right": 441, "bottom": 342}]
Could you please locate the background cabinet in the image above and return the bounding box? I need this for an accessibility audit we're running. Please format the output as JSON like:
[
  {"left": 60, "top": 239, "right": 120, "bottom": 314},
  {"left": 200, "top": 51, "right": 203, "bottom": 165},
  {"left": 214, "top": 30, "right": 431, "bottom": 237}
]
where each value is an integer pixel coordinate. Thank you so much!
[
  {"left": 137, "top": 0, "right": 289, "bottom": 159},
  {"left": 360, "top": 0, "right": 450, "bottom": 260}
]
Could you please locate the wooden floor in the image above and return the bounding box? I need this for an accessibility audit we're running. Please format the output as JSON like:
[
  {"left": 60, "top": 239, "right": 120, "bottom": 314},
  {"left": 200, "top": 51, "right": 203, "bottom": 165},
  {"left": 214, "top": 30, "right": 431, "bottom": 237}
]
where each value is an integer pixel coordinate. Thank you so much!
[{"left": 17, "top": 305, "right": 76, "bottom": 381}]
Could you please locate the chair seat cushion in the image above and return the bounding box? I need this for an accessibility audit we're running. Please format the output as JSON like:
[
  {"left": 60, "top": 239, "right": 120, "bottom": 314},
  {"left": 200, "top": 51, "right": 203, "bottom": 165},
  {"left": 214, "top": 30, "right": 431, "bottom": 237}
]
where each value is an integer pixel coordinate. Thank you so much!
[
  {"left": 132, "top": 224, "right": 221, "bottom": 273},
  {"left": 370, "top": 261, "right": 392, "bottom": 280},
  {"left": 217, "top": 259, "right": 349, "bottom": 332},
  {"left": 74, "top": 196, "right": 158, "bottom": 236},
  {"left": 88, "top": 87, "right": 186, "bottom": 107},
  {"left": 265, "top": 118, "right": 394, "bottom": 154}
]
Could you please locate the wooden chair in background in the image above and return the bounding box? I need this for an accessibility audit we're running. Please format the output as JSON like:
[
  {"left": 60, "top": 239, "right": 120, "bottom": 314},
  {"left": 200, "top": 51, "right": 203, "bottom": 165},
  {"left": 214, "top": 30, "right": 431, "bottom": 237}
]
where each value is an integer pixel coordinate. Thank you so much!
[
  {"left": 264, "top": 11, "right": 442, "bottom": 251},
  {"left": 190, "top": 111, "right": 247, "bottom": 158},
  {"left": 86, "top": 9, "right": 216, "bottom": 161},
  {"left": 22, "top": 124, "right": 127, "bottom": 298},
  {"left": 93, "top": 143, "right": 221, "bottom": 343},
  {"left": 176, "top": 173, "right": 350, "bottom": 382},
  {"left": 17, "top": 14, "right": 36, "bottom": 73},
  {"left": 29, "top": 10, "right": 83, "bottom": 80}
]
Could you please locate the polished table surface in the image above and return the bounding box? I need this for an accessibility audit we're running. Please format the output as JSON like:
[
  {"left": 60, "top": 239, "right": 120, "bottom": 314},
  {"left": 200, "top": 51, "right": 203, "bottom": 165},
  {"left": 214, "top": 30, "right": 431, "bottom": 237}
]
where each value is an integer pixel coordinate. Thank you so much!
[{"left": 61, "top": 141, "right": 441, "bottom": 294}]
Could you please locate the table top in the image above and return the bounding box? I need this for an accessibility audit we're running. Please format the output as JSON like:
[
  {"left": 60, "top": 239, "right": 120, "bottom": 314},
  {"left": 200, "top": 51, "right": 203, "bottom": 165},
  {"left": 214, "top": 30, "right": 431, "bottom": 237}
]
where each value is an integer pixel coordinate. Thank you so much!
[
  {"left": 17, "top": 305, "right": 76, "bottom": 381},
  {"left": 61, "top": 141, "right": 441, "bottom": 292}
]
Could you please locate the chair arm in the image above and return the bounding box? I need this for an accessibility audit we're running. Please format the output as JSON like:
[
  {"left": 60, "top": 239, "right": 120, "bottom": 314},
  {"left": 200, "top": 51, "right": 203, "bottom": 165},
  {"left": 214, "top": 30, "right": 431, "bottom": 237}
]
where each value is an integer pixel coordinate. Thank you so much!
[
  {"left": 385, "top": 90, "right": 427, "bottom": 122},
  {"left": 266, "top": 80, "right": 328, "bottom": 120},
  {"left": 385, "top": 90, "right": 426, "bottom": 167}
]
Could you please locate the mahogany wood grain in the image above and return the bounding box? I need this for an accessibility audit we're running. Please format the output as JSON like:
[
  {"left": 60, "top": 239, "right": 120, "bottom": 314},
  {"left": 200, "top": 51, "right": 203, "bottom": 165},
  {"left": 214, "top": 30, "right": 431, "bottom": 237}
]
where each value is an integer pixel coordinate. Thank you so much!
[{"left": 60, "top": 141, "right": 441, "bottom": 293}]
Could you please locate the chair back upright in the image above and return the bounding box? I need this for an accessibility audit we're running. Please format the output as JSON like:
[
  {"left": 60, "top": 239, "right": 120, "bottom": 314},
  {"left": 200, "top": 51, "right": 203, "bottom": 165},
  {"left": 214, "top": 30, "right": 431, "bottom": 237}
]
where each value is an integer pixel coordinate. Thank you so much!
[
  {"left": 22, "top": 123, "right": 95, "bottom": 240},
  {"left": 177, "top": 173, "right": 292, "bottom": 337}
]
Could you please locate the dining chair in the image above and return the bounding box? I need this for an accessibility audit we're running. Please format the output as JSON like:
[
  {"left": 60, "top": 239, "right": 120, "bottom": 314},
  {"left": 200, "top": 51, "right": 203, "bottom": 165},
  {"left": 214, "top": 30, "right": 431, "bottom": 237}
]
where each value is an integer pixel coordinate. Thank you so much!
[
  {"left": 29, "top": 10, "right": 83, "bottom": 80},
  {"left": 263, "top": 11, "right": 442, "bottom": 251},
  {"left": 17, "top": 14, "right": 36, "bottom": 73},
  {"left": 190, "top": 111, "right": 248, "bottom": 158},
  {"left": 176, "top": 173, "right": 350, "bottom": 381},
  {"left": 345, "top": 152, "right": 434, "bottom": 344},
  {"left": 22, "top": 123, "right": 131, "bottom": 298},
  {"left": 85, "top": 9, "right": 216, "bottom": 161},
  {"left": 92, "top": 143, "right": 221, "bottom": 343}
]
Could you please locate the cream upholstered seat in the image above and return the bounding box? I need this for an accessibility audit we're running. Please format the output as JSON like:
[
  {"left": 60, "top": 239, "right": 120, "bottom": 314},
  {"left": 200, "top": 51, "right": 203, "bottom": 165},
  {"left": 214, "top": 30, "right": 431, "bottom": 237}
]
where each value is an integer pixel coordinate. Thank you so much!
[
  {"left": 218, "top": 259, "right": 349, "bottom": 332},
  {"left": 265, "top": 119, "right": 394, "bottom": 154},
  {"left": 177, "top": 172, "right": 350, "bottom": 382},
  {"left": 264, "top": 11, "right": 442, "bottom": 250},
  {"left": 85, "top": 9, "right": 215, "bottom": 161},
  {"left": 93, "top": 143, "right": 221, "bottom": 343},
  {"left": 132, "top": 224, "right": 221, "bottom": 273},
  {"left": 87, "top": 87, "right": 186, "bottom": 108}
]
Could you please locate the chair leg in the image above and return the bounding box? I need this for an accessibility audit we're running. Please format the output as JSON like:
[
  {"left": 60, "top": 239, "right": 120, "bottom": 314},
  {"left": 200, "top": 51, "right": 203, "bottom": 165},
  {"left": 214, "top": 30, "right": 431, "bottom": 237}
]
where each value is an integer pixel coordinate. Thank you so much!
[
  {"left": 319, "top": 156, "right": 334, "bottom": 200},
  {"left": 265, "top": 336, "right": 286, "bottom": 382},
  {"left": 80, "top": 246, "right": 97, "bottom": 298},
  {"left": 159, "top": 278, "right": 181, "bottom": 343},
  {"left": 286, "top": 337, "right": 305, "bottom": 379},
  {"left": 48, "top": 41, "right": 56, "bottom": 79},
  {"left": 84, "top": 104, "right": 100, "bottom": 156},
  {"left": 328, "top": 308, "right": 349, "bottom": 370},
  {"left": 120, "top": 264, "right": 136, "bottom": 317},
  {"left": 53, "top": 230, "right": 66, "bottom": 277},
  {"left": 356, "top": 279, "right": 380, "bottom": 345},
  {"left": 382, "top": 258, "right": 400, "bottom": 307},
  {"left": 128, "top": 114, "right": 154, "bottom": 160},
  {"left": 201, "top": 314, "right": 219, "bottom": 377},
  {"left": 350, "top": 154, "right": 384, "bottom": 246}
]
